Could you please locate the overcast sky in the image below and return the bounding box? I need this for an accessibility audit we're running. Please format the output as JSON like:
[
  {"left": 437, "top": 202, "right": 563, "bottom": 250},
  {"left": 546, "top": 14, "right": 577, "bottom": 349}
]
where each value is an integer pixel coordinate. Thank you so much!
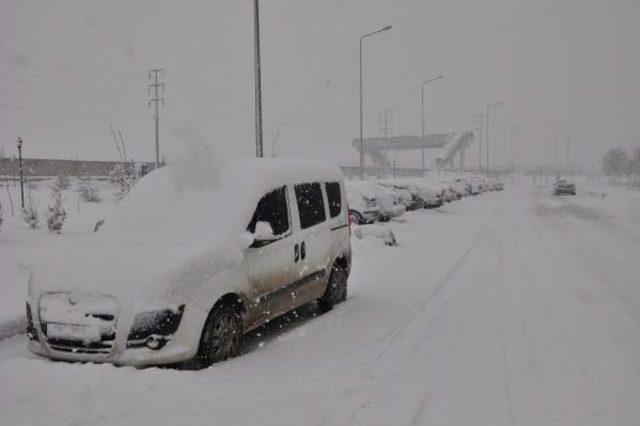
[{"left": 1, "top": 0, "right": 639, "bottom": 169}]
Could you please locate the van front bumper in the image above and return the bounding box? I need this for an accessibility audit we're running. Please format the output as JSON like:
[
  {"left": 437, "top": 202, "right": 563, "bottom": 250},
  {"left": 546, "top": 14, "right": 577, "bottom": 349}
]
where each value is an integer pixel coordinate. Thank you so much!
[{"left": 28, "top": 295, "right": 207, "bottom": 367}]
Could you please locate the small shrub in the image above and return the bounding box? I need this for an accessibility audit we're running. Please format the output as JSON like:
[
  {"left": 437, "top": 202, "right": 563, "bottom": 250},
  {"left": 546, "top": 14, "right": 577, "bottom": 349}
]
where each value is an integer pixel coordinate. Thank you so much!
[
  {"left": 46, "top": 186, "right": 66, "bottom": 234},
  {"left": 52, "top": 174, "right": 71, "bottom": 191},
  {"left": 23, "top": 189, "right": 39, "bottom": 229},
  {"left": 77, "top": 178, "right": 102, "bottom": 203}
]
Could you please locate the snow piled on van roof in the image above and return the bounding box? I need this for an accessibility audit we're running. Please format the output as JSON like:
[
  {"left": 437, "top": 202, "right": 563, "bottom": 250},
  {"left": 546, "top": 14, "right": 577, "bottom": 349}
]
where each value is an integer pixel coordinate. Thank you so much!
[
  {"left": 110, "top": 157, "right": 343, "bottom": 241},
  {"left": 30, "top": 157, "right": 343, "bottom": 301}
]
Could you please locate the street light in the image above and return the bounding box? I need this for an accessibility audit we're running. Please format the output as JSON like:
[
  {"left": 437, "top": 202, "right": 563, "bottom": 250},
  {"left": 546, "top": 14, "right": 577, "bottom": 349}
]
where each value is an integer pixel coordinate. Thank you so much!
[
  {"left": 359, "top": 24, "right": 392, "bottom": 179},
  {"left": 485, "top": 100, "right": 504, "bottom": 175},
  {"left": 253, "top": 0, "right": 264, "bottom": 158},
  {"left": 17, "top": 137, "right": 24, "bottom": 209},
  {"left": 420, "top": 74, "right": 445, "bottom": 174},
  {"left": 510, "top": 123, "right": 523, "bottom": 171}
]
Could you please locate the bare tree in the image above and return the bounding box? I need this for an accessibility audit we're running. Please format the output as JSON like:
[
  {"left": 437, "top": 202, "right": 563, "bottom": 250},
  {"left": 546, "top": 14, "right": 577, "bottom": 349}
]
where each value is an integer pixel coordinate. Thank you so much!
[
  {"left": 602, "top": 148, "right": 631, "bottom": 186},
  {"left": 109, "top": 124, "right": 137, "bottom": 200}
]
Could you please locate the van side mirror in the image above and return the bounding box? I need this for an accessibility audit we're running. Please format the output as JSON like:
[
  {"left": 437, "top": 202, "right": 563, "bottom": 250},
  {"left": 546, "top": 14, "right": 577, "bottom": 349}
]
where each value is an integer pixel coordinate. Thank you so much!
[{"left": 253, "top": 221, "right": 274, "bottom": 242}]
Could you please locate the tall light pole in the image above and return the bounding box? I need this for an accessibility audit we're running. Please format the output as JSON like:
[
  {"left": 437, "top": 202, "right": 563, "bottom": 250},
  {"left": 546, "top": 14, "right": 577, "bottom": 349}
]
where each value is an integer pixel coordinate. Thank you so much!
[
  {"left": 253, "top": 0, "right": 264, "bottom": 158},
  {"left": 420, "top": 74, "right": 444, "bottom": 174},
  {"left": 485, "top": 100, "right": 504, "bottom": 175},
  {"left": 17, "top": 137, "right": 24, "bottom": 209},
  {"left": 475, "top": 112, "right": 484, "bottom": 172},
  {"left": 510, "top": 123, "right": 523, "bottom": 171},
  {"left": 359, "top": 25, "right": 392, "bottom": 179}
]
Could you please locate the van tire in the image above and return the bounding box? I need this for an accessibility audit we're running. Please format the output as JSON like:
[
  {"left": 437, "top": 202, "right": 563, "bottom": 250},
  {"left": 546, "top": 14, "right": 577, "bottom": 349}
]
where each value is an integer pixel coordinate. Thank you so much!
[
  {"left": 194, "top": 303, "right": 243, "bottom": 368},
  {"left": 349, "top": 210, "right": 365, "bottom": 225},
  {"left": 318, "top": 265, "right": 348, "bottom": 313}
]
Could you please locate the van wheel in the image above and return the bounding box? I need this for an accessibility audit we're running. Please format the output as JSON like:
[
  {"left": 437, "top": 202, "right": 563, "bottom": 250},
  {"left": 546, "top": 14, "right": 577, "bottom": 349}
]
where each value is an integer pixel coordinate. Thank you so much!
[
  {"left": 349, "top": 210, "right": 365, "bottom": 225},
  {"left": 194, "top": 303, "right": 243, "bottom": 368},
  {"left": 318, "top": 266, "right": 348, "bottom": 313}
]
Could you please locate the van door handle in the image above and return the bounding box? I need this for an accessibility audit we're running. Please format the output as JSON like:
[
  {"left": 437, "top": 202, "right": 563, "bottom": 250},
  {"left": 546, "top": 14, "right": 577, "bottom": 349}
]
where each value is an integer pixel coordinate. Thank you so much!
[
  {"left": 300, "top": 241, "right": 306, "bottom": 260},
  {"left": 294, "top": 243, "right": 300, "bottom": 262}
]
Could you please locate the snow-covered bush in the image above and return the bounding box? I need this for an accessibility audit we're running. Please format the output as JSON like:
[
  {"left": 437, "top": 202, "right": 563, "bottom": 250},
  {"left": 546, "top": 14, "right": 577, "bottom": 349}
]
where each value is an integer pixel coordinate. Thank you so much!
[
  {"left": 352, "top": 224, "right": 398, "bottom": 246},
  {"left": 22, "top": 189, "right": 39, "bottom": 229},
  {"left": 77, "top": 178, "right": 102, "bottom": 203},
  {"left": 111, "top": 161, "right": 137, "bottom": 201},
  {"left": 46, "top": 186, "right": 66, "bottom": 234},
  {"left": 52, "top": 174, "right": 71, "bottom": 191}
]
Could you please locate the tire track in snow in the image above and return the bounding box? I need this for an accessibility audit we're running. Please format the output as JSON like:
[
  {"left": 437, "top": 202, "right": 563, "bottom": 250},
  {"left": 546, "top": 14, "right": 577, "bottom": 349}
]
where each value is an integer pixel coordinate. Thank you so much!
[
  {"left": 321, "top": 199, "right": 511, "bottom": 426},
  {"left": 535, "top": 196, "right": 640, "bottom": 378},
  {"left": 498, "top": 235, "right": 516, "bottom": 426},
  {"left": 512, "top": 218, "right": 621, "bottom": 426}
]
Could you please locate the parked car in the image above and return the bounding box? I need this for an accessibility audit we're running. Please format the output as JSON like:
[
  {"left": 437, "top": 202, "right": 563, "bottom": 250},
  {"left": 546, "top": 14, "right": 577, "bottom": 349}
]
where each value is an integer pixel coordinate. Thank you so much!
[
  {"left": 26, "top": 159, "right": 352, "bottom": 368},
  {"left": 345, "top": 180, "right": 381, "bottom": 224},
  {"left": 379, "top": 179, "right": 442, "bottom": 209},
  {"left": 466, "top": 175, "right": 486, "bottom": 195},
  {"left": 491, "top": 179, "right": 505, "bottom": 191},
  {"left": 377, "top": 180, "right": 425, "bottom": 210},
  {"left": 372, "top": 183, "right": 406, "bottom": 220},
  {"left": 553, "top": 179, "right": 576, "bottom": 195}
]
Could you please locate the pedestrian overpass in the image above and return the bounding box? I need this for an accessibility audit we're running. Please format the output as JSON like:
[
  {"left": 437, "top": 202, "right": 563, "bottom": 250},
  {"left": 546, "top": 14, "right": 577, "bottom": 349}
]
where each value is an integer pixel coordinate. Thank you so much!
[{"left": 351, "top": 131, "right": 474, "bottom": 174}]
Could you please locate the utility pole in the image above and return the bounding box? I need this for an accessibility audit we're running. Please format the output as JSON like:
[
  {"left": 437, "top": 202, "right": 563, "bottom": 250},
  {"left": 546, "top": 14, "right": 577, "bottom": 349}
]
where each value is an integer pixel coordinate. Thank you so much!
[
  {"left": 510, "top": 123, "right": 523, "bottom": 172},
  {"left": 17, "top": 137, "right": 24, "bottom": 209},
  {"left": 148, "top": 68, "right": 165, "bottom": 169},
  {"left": 566, "top": 131, "right": 571, "bottom": 169},
  {"left": 253, "top": 0, "right": 264, "bottom": 158},
  {"left": 420, "top": 75, "right": 444, "bottom": 174},
  {"left": 378, "top": 108, "right": 393, "bottom": 138},
  {"left": 359, "top": 25, "right": 392, "bottom": 179},
  {"left": 475, "top": 112, "right": 484, "bottom": 172},
  {"left": 379, "top": 108, "right": 393, "bottom": 177},
  {"left": 485, "top": 101, "right": 504, "bottom": 176}
]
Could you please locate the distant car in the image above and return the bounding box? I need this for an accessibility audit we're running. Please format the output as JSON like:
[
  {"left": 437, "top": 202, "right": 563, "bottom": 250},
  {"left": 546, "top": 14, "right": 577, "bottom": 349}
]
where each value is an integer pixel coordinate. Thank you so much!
[
  {"left": 466, "top": 176, "right": 486, "bottom": 195},
  {"left": 553, "top": 179, "right": 576, "bottom": 195},
  {"left": 345, "top": 180, "right": 381, "bottom": 224}
]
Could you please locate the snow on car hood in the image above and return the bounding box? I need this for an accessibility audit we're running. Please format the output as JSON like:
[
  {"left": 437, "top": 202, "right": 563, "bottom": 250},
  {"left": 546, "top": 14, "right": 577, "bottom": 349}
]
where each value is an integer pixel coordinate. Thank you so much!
[{"left": 30, "top": 157, "right": 343, "bottom": 302}]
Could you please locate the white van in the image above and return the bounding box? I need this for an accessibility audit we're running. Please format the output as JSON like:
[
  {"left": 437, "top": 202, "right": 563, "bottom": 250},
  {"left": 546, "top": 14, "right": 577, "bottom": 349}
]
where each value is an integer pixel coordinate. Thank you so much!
[{"left": 26, "top": 159, "right": 351, "bottom": 368}]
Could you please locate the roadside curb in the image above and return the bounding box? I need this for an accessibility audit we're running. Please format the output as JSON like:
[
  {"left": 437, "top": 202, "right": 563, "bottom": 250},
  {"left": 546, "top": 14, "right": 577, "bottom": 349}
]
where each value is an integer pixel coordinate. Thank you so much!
[{"left": 0, "top": 317, "right": 26, "bottom": 341}]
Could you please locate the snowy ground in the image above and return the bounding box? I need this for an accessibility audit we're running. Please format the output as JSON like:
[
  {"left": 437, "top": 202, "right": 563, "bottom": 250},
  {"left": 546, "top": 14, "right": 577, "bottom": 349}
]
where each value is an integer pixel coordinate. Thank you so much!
[{"left": 1, "top": 181, "right": 640, "bottom": 425}]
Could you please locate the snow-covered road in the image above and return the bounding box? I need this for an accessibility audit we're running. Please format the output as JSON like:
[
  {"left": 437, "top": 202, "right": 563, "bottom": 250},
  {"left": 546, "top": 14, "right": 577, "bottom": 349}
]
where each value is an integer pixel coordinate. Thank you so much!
[{"left": 1, "top": 184, "right": 639, "bottom": 426}]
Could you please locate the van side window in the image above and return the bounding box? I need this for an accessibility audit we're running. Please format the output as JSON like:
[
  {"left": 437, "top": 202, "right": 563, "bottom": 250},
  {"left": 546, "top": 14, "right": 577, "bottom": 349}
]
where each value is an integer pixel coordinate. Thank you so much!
[
  {"left": 247, "top": 186, "right": 290, "bottom": 236},
  {"left": 295, "top": 183, "right": 326, "bottom": 229},
  {"left": 325, "top": 182, "right": 342, "bottom": 218}
]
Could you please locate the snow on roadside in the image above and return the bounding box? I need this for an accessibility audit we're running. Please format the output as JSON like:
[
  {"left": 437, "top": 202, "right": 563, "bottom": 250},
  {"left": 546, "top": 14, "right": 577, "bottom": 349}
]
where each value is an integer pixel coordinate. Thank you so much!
[{"left": 0, "top": 180, "right": 117, "bottom": 337}]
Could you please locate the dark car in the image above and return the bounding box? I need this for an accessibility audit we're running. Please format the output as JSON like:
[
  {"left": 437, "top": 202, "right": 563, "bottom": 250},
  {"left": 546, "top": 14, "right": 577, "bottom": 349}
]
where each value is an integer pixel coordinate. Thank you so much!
[{"left": 553, "top": 179, "right": 576, "bottom": 195}]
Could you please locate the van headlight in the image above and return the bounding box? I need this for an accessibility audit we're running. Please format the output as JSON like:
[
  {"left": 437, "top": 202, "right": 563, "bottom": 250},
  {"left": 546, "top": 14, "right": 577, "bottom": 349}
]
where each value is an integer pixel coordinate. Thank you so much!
[{"left": 127, "top": 305, "right": 185, "bottom": 349}]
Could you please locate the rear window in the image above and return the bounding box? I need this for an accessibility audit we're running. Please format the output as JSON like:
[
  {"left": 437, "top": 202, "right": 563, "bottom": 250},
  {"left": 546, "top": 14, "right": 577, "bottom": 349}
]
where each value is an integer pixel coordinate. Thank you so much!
[
  {"left": 247, "top": 186, "right": 290, "bottom": 236},
  {"left": 295, "top": 183, "right": 326, "bottom": 229},
  {"left": 325, "top": 182, "right": 342, "bottom": 218}
]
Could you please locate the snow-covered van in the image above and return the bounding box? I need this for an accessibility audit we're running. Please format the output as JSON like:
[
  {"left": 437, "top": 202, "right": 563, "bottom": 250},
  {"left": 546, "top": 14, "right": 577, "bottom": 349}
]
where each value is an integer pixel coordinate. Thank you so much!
[{"left": 26, "top": 159, "right": 351, "bottom": 367}]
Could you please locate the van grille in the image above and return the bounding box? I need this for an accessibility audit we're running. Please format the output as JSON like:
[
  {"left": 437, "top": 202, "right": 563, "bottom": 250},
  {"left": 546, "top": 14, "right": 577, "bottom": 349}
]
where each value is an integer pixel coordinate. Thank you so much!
[{"left": 39, "top": 292, "right": 118, "bottom": 356}]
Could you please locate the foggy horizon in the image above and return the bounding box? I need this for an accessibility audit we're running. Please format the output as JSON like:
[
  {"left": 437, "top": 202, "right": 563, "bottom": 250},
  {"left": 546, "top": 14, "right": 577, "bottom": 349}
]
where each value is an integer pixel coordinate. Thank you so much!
[{"left": 1, "top": 0, "right": 639, "bottom": 170}]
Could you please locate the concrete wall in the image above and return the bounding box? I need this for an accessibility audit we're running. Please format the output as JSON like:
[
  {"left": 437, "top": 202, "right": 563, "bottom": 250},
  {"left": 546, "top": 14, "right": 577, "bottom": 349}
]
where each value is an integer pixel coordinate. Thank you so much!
[{"left": 0, "top": 158, "right": 151, "bottom": 178}]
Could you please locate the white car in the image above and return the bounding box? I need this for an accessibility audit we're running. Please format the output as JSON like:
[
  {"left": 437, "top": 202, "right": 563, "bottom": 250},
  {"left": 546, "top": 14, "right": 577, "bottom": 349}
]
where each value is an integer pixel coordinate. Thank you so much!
[
  {"left": 26, "top": 159, "right": 352, "bottom": 368},
  {"left": 345, "top": 180, "right": 381, "bottom": 224},
  {"left": 377, "top": 180, "right": 425, "bottom": 210},
  {"left": 371, "top": 183, "right": 406, "bottom": 220}
]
